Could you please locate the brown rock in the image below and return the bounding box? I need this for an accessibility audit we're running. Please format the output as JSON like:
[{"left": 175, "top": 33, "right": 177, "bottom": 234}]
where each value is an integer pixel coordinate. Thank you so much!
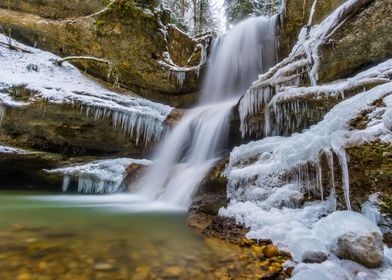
[{"left": 263, "top": 245, "right": 279, "bottom": 258}]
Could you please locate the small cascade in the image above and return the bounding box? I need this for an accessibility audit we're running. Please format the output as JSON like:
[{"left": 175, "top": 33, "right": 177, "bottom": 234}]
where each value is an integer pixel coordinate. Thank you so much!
[{"left": 136, "top": 16, "right": 278, "bottom": 208}]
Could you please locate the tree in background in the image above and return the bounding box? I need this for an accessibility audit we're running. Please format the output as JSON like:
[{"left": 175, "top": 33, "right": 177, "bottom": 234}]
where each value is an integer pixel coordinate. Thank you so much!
[
  {"left": 162, "top": 0, "right": 220, "bottom": 36},
  {"left": 224, "top": 0, "right": 282, "bottom": 25}
]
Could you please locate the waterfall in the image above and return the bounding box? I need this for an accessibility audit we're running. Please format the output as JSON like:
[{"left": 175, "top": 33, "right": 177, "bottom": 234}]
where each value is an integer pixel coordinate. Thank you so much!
[{"left": 136, "top": 16, "right": 278, "bottom": 208}]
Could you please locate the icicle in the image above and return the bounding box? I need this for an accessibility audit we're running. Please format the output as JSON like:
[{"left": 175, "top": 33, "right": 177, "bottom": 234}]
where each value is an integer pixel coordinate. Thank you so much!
[
  {"left": 0, "top": 105, "right": 5, "bottom": 124},
  {"left": 316, "top": 162, "right": 324, "bottom": 200},
  {"left": 171, "top": 70, "right": 186, "bottom": 88},
  {"left": 326, "top": 149, "right": 336, "bottom": 196},
  {"left": 336, "top": 148, "right": 352, "bottom": 210},
  {"left": 62, "top": 175, "right": 71, "bottom": 192}
]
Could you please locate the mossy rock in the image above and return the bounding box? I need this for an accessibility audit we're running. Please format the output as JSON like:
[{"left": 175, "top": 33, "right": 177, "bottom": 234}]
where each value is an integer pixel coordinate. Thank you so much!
[{"left": 344, "top": 141, "right": 392, "bottom": 208}]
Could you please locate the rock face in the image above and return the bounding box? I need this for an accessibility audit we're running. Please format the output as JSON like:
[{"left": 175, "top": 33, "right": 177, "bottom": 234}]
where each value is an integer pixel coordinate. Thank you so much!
[
  {"left": 0, "top": 0, "right": 208, "bottom": 107},
  {"left": 279, "top": 0, "right": 391, "bottom": 82},
  {"left": 0, "top": 103, "right": 147, "bottom": 157},
  {"left": 333, "top": 232, "right": 384, "bottom": 268},
  {"left": 279, "top": 0, "right": 345, "bottom": 59},
  {"left": 318, "top": 0, "right": 392, "bottom": 83}
]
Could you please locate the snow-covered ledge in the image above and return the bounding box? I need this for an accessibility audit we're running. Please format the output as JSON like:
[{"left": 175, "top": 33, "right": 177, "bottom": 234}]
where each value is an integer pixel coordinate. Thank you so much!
[{"left": 0, "top": 35, "right": 172, "bottom": 146}]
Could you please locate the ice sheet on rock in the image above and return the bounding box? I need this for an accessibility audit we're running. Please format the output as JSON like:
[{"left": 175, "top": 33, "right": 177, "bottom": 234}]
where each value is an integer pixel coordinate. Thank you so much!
[
  {"left": 238, "top": 0, "right": 373, "bottom": 138},
  {"left": 0, "top": 35, "right": 172, "bottom": 145},
  {"left": 46, "top": 158, "right": 152, "bottom": 193},
  {"left": 264, "top": 60, "right": 392, "bottom": 136},
  {"left": 0, "top": 144, "right": 31, "bottom": 154},
  {"left": 227, "top": 82, "right": 392, "bottom": 212}
]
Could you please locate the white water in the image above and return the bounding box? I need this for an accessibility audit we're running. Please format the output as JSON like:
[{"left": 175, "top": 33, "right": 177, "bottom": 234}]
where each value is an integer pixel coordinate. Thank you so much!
[{"left": 136, "top": 16, "right": 278, "bottom": 209}]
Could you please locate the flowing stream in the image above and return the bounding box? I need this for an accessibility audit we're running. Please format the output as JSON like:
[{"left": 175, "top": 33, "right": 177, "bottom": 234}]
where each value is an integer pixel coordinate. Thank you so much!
[{"left": 136, "top": 16, "right": 278, "bottom": 208}]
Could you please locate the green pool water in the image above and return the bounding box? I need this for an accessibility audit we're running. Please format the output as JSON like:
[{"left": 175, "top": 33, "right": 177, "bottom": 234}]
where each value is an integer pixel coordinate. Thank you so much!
[{"left": 0, "top": 190, "right": 263, "bottom": 280}]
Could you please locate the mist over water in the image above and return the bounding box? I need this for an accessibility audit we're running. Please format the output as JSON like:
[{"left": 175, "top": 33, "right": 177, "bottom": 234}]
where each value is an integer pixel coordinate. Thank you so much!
[{"left": 136, "top": 16, "right": 278, "bottom": 209}]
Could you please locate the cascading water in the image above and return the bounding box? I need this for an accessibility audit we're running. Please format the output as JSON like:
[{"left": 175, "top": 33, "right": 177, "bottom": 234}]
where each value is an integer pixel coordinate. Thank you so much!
[{"left": 136, "top": 16, "right": 278, "bottom": 208}]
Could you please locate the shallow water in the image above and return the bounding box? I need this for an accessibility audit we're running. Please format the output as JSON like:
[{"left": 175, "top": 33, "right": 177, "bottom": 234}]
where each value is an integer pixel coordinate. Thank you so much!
[{"left": 0, "top": 191, "right": 283, "bottom": 280}]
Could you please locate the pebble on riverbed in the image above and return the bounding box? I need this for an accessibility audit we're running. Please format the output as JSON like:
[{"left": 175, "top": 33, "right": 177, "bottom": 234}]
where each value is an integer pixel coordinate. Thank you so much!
[{"left": 94, "top": 263, "right": 115, "bottom": 271}]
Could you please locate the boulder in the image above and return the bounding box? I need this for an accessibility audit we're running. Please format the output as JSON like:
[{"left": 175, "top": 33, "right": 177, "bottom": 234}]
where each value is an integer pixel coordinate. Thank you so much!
[{"left": 333, "top": 231, "right": 384, "bottom": 268}]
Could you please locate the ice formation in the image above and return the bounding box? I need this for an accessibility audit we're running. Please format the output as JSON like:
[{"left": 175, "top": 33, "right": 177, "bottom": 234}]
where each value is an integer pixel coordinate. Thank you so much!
[
  {"left": 264, "top": 60, "right": 392, "bottom": 136},
  {"left": 238, "top": 0, "right": 372, "bottom": 138},
  {"left": 0, "top": 35, "right": 172, "bottom": 145},
  {"left": 221, "top": 81, "right": 392, "bottom": 278},
  {"left": 0, "top": 144, "right": 30, "bottom": 155},
  {"left": 46, "top": 158, "right": 151, "bottom": 193}
]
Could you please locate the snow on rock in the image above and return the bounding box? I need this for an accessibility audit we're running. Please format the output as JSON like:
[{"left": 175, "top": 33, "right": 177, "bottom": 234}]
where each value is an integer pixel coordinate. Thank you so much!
[
  {"left": 290, "top": 237, "right": 329, "bottom": 263},
  {"left": 46, "top": 158, "right": 152, "bottom": 194},
  {"left": 312, "top": 211, "right": 382, "bottom": 248},
  {"left": 0, "top": 144, "right": 30, "bottom": 155},
  {"left": 0, "top": 34, "right": 172, "bottom": 145},
  {"left": 238, "top": 0, "right": 374, "bottom": 138}
]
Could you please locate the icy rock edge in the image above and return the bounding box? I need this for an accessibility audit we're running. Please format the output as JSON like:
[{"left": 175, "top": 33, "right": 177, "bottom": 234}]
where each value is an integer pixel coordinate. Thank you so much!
[
  {"left": 45, "top": 158, "right": 152, "bottom": 194},
  {"left": 0, "top": 34, "right": 172, "bottom": 146}
]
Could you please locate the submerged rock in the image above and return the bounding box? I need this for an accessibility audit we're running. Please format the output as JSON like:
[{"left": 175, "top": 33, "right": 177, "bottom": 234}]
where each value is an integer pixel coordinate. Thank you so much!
[{"left": 94, "top": 263, "right": 115, "bottom": 271}]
